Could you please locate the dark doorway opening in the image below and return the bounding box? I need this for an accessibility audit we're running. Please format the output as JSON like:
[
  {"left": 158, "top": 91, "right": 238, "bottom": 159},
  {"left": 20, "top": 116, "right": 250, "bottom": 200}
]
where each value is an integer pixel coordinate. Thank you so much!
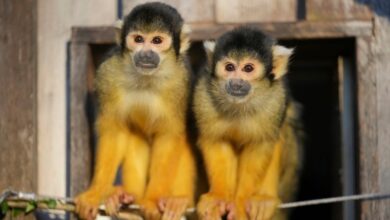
[{"left": 280, "top": 38, "right": 357, "bottom": 220}]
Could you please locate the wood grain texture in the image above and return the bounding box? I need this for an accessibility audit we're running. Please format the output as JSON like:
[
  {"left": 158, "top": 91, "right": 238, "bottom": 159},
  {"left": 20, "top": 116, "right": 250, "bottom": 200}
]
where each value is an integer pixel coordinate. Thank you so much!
[
  {"left": 306, "top": 0, "right": 371, "bottom": 21},
  {"left": 70, "top": 43, "right": 93, "bottom": 197},
  {"left": 37, "top": 0, "right": 116, "bottom": 198},
  {"left": 216, "top": 0, "right": 296, "bottom": 23},
  {"left": 0, "top": 0, "right": 38, "bottom": 192},
  {"left": 72, "top": 26, "right": 117, "bottom": 44},
  {"left": 190, "top": 21, "right": 372, "bottom": 40},
  {"left": 122, "top": 0, "right": 214, "bottom": 23},
  {"left": 71, "top": 20, "right": 372, "bottom": 44},
  {"left": 358, "top": 14, "right": 390, "bottom": 220},
  {"left": 356, "top": 36, "right": 379, "bottom": 220}
]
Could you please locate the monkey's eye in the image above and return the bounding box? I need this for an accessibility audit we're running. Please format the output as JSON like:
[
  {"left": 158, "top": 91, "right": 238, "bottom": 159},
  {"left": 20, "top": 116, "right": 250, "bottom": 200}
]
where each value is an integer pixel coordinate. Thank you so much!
[
  {"left": 152, "top": 37, "right": 163, "bottom": 44},
  {"left": 225, "top": 63, "right": 235, "bottom": 72},
  {"left": 134, "top": 35, "right": 144, "bottom": 43},
  {"left": 243, "top": 64, "right": 254, "bottom": 73}
]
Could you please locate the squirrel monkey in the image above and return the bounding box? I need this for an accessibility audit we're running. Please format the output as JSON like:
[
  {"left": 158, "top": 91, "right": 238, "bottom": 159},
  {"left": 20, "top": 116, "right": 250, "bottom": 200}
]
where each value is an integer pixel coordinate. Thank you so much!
[
  {"left": 75, "top": 2, "right": 195, "bottom": 220},
  {"left": 194, "top": 27, "right": 302, "bottom": 220}
]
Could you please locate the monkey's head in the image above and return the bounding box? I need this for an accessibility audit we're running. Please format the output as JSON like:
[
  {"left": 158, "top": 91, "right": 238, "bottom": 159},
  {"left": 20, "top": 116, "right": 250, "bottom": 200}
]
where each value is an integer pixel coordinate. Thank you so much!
[
  {"left": 207, "top": 27, "right": 293, "bottom": 105},
  {"left": 119, "top": 2, "right": 190, "bottom": 75}
]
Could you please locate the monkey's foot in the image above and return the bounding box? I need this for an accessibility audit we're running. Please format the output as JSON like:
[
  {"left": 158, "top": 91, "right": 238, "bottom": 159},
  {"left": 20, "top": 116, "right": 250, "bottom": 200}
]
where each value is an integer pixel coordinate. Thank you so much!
[
  {"left": 245, "top": 195, "right": 280, "bottom": 220},
  {"left": 74, "top": 190, "right": 101, "bottom": 220},
  {"left": 104, "top": 187, "right": 135, "bottom": 217},
  {"left": 197, "top": 194, "right": 228, "bottom": 220},
  {"left": 139, "top": 199, "right": 161, "bottom": 220},
  {"left": 158, "top": 196, "right": 189, "bottom": 220}
]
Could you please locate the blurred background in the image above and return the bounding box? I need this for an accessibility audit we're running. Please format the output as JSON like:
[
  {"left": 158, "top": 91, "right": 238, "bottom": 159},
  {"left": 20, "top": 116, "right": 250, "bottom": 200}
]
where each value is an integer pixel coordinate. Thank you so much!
[{"left": 1, "top": 0, "right": 390, "bottom": 219}]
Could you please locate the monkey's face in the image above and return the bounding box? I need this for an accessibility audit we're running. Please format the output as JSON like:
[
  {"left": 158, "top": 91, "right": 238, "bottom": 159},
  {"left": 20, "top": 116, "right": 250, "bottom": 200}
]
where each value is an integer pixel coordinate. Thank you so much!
[
  {"left": 214, "top": 54, "right": 266, "bottom": 103},
  {"left": 126, "top": 31, "right": 173, "bottom": 75}
]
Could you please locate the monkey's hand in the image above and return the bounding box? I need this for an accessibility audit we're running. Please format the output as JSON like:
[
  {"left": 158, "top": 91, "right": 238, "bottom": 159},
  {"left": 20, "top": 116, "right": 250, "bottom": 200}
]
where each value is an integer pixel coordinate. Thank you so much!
[
  {"left": 159, "top": 196, "right": 190, "bottom": 220},
  {"left": 139, "top": 199, "right": 161, "bottom": 220},
  {"left": 104, "top": 187, "right": 135, "bottom": 217},
  {"left": 197, "top": 193, "right": 228, "bottom": 220},
  {"left": 245, "top": 195, "right": 280, "bottom": 220},
  {"left": 74, "top": 190, "right": 102, "bottom": 220}
]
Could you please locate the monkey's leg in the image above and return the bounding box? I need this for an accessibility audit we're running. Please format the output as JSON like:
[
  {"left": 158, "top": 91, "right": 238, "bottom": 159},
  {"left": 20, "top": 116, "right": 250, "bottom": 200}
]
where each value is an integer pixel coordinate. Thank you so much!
[
  {"left": 235, "top": 141, "right": 282, "bottom": 220},
  {"left": 197, "top": 140, "right": 237, "bottom": 220},
  {"left": 75, "top": 116, "right": 128, "bottom": 220},
  {"left": 159, "top": 136, "right": 196, "bottom": 220},
  {"left": 142, "top": 134, "right": 195, "bottom": 220},
  {"left": 105, "top": 132, "right": 150, "bottom": 217}
]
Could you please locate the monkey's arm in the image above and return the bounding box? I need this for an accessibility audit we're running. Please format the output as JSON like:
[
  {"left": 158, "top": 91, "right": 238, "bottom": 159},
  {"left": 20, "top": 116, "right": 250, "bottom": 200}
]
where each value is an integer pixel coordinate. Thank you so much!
[
  {"left": 142, "top": 133, "right": 195, "bottom": 220},
  {"left": 75, "top": 115, "right": 128, "bottom": 219},
  {"left": 235, "top": 141, "right": 282, "bottom": 220},
  {"left": 197, "top": 140, "right": 238, "bottom": 220},
  {"left": 105, "top": 132, "right": 150, "bottom": 216}
]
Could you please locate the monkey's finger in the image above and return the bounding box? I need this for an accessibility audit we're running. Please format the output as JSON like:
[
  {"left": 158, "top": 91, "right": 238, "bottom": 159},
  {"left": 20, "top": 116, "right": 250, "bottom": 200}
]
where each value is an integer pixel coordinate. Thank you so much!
[
  {"left": 81, "top": 206, "right": 89, "bottom": 220},
  {"left": 163, "top": 197, "right": 185, "bottom": 220},
  {"left": 91, "top": 207, "right": 99, "bottom": 220},
  {"left": 172, "top": 198, "right": 188, "bottom": 220},
  {"left": 120, "top": 193, "right": 135, "bottom": 205},
  {"left": 164, "top": 199, "right": 177, "bottom": 220},
  {"left": 226, "top": 202, "right": 235, "bottom": 220},
  {"left": 105, "top": 197, "right": 117, "bottom": 216},
  {"left": 161, "top": 199, "right": 174, "bottom": 220},
  {"left": 83, "top": 206, "right": 93, "bottom": 220},
  {"left": 158, "top": 198, "right": 167, "bottom": 211},
  {"left": 248, "top": 201, "right": 257, "bottom": 220},
  {"left": 256, "top": 203, "right": 263, "bottom": 220}
]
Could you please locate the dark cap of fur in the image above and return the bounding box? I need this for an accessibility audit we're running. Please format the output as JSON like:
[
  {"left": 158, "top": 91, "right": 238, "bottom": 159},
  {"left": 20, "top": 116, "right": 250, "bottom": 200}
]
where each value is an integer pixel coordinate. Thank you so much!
[
  {"left": 212, "top": 26, "right": 275, "bottom": 76},
  {"left": 121, "top": 2, "right": 183, "bottom": 56}
]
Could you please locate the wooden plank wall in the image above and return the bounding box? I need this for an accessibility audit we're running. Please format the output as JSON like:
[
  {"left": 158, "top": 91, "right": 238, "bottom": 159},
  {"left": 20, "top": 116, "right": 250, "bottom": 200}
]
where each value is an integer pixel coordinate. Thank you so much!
[
  {"left": 123, "top": 0, "right": 214, "bottom": 23},
  {"left": 69, "top": 44, "right": 94, "bottom": 197},
  {"left": 123, "top": 0, "right": 296, "bottom": 23},
  {"left": 357, "top": 3, "right": 390, "bottom": 218},
  {"left": 38, "top": 0, "right": 116, "bottom": 198},
  {"left": 215, "top": 0, "right": 296, "bottom": 23},
  {"left": 123, "top": 0, "right": 371, "bottom": 24},
  {"left": 0, "top": 0, "right": 38, "bottom": 193},
  {"left": 306, "top": 0, "right": 371, "bottom": 20}
]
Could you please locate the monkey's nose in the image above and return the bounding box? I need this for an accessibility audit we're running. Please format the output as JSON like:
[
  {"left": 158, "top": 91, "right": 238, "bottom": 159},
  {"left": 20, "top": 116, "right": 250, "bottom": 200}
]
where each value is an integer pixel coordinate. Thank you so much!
[
  {"left": 229, "top": 80, "right": 243, "bottom": 90},
  {"left": 139, "top": 51, "right": 155, "bottom": 62},
  {"left": 226, "top": 79, "right": 250, "bottom": 97},
  {"left": 135, "top": 50, "right": 160, "bottom": 69}
]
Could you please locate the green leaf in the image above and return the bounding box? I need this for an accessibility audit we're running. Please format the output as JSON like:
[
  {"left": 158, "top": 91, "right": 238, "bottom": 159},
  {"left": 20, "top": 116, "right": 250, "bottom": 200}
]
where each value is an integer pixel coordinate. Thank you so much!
[
  {"left": 25, "top": 201, "right": 36, "bottom": 213},
  {"left": 45, "top": 199, "right": 57, "bottom": 209},
  {"left": 1, "top": 202, "right": 9, "bottom": 214},
  {"left": 11, "top": 208, "right": 23, "bottom": 217}
]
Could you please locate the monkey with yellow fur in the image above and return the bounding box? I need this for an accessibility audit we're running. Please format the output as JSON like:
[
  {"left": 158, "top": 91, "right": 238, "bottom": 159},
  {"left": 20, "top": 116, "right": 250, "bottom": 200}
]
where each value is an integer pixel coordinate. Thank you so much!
[
  {"left": 194, "top": 27, "right": 302, "bottom": 220},
  {"left": 74, "top": 2, "right": 195, "bottom": 220}
]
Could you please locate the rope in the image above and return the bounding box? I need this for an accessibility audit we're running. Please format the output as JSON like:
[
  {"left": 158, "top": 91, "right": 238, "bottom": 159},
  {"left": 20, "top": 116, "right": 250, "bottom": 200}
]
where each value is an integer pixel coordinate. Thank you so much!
[
  {"left": 279, "top": 192, "right": 390, "bottom": 209},
  {"left": 2, "top": 190, "right": 390, "bottom": 215}
]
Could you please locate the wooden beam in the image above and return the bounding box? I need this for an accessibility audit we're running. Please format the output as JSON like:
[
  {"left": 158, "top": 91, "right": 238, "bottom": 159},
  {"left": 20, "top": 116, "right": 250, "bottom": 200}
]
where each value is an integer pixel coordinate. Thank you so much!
[
  {"left": 72, "top": 26, "right": 117, "bottom": 44},
  {"left": 357, "top": 14, "right": 390, "bottom": 219},
  {"left": 69, "top": 43, "right": 93, "bottom": 197},
  {"left": 189, "top": 21, "right": 373, "bottom": 40},
  {"left": 71, "top": 21, "right": 373, "bottom": 44},
  {"left": 306, "top": 0, "right": 372, "bottom": 21},
  {"left": 0, "top": 0, "right": 38, "bottom": 192}
]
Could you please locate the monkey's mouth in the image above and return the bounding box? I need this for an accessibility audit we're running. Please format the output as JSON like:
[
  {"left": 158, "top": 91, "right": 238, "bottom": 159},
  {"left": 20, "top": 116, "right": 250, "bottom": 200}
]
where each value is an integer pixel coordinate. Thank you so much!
[
  {"left": 136, "top": 62, "right": 158, "bottom": 69},
  {"left": 227, "top": 90, "right": 249, "bottom": 97}
]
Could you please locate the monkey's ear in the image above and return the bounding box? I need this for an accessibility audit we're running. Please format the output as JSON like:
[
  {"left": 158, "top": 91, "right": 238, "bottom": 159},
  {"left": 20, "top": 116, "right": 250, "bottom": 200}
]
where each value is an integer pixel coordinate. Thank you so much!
[
  {"left": 272, "top": 45, "right": 294, "bottom": 80},
  {"left": 179, "top": 24, "right": 191, "bottom": 54},
  {"left": 114, "top": 19, "right": 124, "bottom": 45},
  {"left": 203, "top": 40, "right": 216, "bottom": 64}
]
